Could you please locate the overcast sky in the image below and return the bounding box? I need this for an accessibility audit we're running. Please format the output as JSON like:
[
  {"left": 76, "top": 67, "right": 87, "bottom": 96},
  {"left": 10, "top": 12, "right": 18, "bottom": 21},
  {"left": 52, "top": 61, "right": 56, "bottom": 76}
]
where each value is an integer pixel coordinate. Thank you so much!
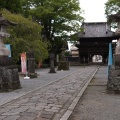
[{"left": 79, "top": 0, "right": 108, "bottom": 22}]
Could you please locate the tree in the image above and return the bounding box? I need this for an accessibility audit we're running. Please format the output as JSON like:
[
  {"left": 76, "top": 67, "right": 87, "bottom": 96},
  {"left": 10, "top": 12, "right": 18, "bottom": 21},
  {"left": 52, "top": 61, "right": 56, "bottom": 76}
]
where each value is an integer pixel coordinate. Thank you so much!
[
  {"left": 105, "top": 0, "right": 120, "bottom": 17},
  {"left": 22, "top": 0, "right": 84, "bottom": 53},
  {"left": 1, "top": 9, "right": 48, "bottom": 63},
  {"left": 0, "top": 0, "right": 22, "bottom": 13},
  {"left": 105, "top": 0, "right": 120, "bottom": 28}
]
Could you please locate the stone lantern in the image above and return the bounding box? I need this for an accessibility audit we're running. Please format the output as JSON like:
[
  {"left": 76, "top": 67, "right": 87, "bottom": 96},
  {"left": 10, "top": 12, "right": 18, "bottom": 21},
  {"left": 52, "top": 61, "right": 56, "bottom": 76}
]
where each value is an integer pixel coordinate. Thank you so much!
[
  {"left": 107, "top": 13, "right": 120, "bottom": 93},
  {"left": 0, "top": 13, "right": 21, "bottom": 92},
  {"left": 108, "top": 13, "right": 120, "bottom": 65},
  {"left": 0, "top": 13, "right": 12, "bottom": 58},
  {"left": 49, "top": 53, "right": 56, "bottom": 73}
]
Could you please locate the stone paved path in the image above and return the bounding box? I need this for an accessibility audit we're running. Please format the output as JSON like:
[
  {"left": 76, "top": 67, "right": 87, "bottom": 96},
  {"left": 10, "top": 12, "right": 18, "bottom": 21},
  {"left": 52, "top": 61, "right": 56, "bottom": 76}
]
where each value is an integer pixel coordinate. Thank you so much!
[
  {"left": 68, "top": 66, "right": 120, "bottom": 120},
  {"left": 0, "top": 67, "right": 82, "bottom": 106},
  {"left": 0, "top": 66, "right": 98, "bottom": 120}
]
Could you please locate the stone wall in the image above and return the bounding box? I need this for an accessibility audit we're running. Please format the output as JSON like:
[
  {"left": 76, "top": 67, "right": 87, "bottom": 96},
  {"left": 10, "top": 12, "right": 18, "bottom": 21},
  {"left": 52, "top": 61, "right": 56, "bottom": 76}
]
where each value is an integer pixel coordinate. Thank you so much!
[
  {"left": 107, "top": 65, "right": 120, "bottom": 93},
  {"left": 0, "top": 57, "right": 21, "bottom": 92}
]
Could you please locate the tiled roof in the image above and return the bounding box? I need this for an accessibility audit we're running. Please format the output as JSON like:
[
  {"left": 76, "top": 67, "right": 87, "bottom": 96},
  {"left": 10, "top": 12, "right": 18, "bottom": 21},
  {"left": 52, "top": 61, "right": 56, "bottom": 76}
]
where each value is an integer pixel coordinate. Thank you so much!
[
  {"left": 0, "top": 13, "right": 16, "bottom": 26},
  {"left": 77, "top": 22, "right": 115, "bottom": 38}
]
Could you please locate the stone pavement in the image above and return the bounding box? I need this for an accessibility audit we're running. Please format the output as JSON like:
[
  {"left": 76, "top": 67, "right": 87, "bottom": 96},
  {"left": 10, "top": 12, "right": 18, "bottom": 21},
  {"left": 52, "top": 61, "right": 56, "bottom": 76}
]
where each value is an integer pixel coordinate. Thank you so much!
[
  {"left": 0, "top": 66, "right": 98, "bottom": 120},
  {"left": 69, "top": 66, "right": 120, "bottom": 120},
  {"left": 0, "top": 67, "right": 83, "bottom": 106}
]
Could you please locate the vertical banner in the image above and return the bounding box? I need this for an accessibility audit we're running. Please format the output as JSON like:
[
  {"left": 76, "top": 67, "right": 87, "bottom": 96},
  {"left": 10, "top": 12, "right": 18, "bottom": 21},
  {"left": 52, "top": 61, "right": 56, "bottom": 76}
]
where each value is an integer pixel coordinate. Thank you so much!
[
  {"left": 5, "top": 44, "right": 11, "bottom": 57},
  {"left": 20, "top": 52, "right": 27, "bottom": 74}
]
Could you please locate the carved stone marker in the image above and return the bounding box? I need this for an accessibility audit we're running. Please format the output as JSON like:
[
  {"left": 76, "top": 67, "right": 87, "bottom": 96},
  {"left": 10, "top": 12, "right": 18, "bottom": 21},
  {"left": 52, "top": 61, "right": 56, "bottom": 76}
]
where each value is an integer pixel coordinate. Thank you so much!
[
  {"left": 57, "top": 47, "right": 69, "bottom": 71},
  {"left": 49, "top": 53, "right": 56, "bottom": 73},
  {"left": 0, "top": 14, "right": 21, "bottom": 92},
  {"left": 27, "top": 50, "right": 37, "bottom": 78}
]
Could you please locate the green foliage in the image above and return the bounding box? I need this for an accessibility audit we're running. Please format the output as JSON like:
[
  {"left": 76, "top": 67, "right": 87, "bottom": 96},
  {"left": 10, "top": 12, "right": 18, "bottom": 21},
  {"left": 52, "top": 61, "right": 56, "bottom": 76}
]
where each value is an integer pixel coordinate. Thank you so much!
[
  {"left": 21, "top": 0, "right": 33, "bottom": 17},
  {"left": 0, "top": 0, "right": 22, "bottom": 13},
  {"left": 1, "top": 9, "right": 48, "bottom": 63},
  {"left": 105, "top": 0, "right": 120, "bottom": 17},
  {"left": 22, "top": 0, "right": 84, "bottom": 53},
  {"left": 105, "top": 0, "right": 120, "bottom": 28}
]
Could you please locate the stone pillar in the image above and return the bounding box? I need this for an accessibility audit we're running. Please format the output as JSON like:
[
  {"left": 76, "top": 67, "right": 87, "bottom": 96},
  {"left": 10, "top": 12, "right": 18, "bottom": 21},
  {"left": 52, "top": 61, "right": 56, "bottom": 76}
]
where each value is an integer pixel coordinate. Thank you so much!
[
  {"left": 89, "top": 54, "right": 92, "bottom": 64},
  {"left": 28, "top": 58, "right": 35, "bottom": 73},
  {"left": 27, "top": 50, "right": 37, "bottom": 78},
  {"left": 49, "top": 53, "right": 56, "bottom": 73},
  {"left": 83, "top": 55, "right": 88, "bottom": 64},
  {"left": 88, "top": 53, "right": 90, "bottom": 64}
]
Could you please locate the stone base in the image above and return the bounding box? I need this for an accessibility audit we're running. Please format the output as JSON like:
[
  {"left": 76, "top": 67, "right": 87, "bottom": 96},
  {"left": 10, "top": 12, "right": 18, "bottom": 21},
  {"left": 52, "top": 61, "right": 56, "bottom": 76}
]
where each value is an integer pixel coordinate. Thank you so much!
[
  {"left": 113, "top": 54, "right": 120, "bottom": 67},
  {"left": 0, "top": 66, "right": 21, "bottom": 92},
  {"left": 28, "top": 73, "right": 37, "bottom": 78},
  {"left": 107, "top": 77, "right": 120, "bottom": 93},
  {"left": 107, "top": 65, "right": 120, "bottom": 93},
  {"left": 57, "top": 61, "right": 69, "bottom": 71},
  {"left": 0, "top": 56, "right": 13, "bottom": 66},
  {"left": 49, "top": 68, "right": 56, "bottom": 73}
]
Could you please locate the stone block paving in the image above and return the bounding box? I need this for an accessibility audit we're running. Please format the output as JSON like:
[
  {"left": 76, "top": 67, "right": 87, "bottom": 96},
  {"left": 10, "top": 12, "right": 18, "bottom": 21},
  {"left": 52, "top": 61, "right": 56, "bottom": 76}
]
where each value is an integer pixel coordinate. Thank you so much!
[{"left": 0, "top": 66, "right": 98, "bottom": 120}]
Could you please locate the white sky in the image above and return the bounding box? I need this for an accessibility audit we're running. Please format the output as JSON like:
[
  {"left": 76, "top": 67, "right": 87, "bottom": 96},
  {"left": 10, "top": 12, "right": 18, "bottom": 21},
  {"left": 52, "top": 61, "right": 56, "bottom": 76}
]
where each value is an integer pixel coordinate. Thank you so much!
[{"left": 79, "top": 0, "right": 108, "bottom": 22}]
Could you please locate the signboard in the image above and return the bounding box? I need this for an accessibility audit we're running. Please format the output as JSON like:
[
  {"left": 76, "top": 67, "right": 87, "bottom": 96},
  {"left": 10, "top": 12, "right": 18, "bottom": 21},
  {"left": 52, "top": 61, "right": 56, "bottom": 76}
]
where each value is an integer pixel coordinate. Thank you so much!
[{"left": 20, "top": 52, "right": 27, "bottom": 74}]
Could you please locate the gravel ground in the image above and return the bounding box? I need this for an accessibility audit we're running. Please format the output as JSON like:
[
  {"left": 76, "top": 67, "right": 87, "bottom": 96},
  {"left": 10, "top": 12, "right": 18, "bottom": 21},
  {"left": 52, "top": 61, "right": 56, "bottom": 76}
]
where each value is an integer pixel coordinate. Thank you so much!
[
  {"left": 69, "top": 66, "right": 120, "bottom": 120},
  {"left": 0, "top": 66, "right": 82, "bottom": 106}
]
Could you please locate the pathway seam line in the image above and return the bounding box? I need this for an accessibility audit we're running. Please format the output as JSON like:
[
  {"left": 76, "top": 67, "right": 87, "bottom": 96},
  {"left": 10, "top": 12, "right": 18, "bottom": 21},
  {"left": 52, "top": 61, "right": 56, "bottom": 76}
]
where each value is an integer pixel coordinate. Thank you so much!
[{"left": 60, "top": 67, "right": 99, "bottom": 120}]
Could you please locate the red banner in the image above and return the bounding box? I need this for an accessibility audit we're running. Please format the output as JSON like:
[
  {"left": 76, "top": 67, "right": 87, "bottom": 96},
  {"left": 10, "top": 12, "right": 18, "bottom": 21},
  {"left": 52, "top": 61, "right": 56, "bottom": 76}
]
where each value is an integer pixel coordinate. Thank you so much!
[{"left": 20, "top": 52, "right": 27, "bottom": 74}]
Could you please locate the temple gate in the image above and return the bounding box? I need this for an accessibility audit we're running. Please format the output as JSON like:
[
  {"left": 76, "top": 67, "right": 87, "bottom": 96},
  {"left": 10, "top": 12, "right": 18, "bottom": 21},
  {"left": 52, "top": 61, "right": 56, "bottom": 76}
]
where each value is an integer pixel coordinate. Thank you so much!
[{"left": 76, "top": 22, "right": 120, "bottom": 65}]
